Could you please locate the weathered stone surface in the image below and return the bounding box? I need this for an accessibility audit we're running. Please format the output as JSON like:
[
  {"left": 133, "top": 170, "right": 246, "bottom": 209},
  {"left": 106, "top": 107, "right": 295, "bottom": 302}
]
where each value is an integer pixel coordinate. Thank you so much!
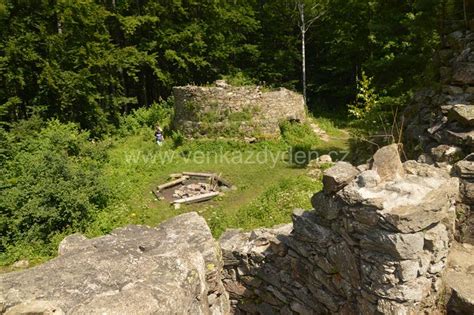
[
  {"left": 0, "top": 212, "right": 230, "bottom": 315},
  {"left": 220, "top": 153, "right": 456, "bottom": 314},
  {"left": 452, "top": 62, "right": 474, "bottom": 85},
  {"left": 357, "top": 170, "right": 381, "bottom": 188},
  {"left": 322, "top": 161, "right": 359, "bottom": 194},
  {"left": 370, "top": 144, "right": 405, "bottom": 182},
  {"left": 11, "top": 259, "right": 29, "bottom": 269},
  {"left": 380, "top": 178, "right": 458, "bottom": 233},
  {"left": 291, "top": 209, "right": 334, "bottom": 247},
  {"left": 430, "top": 144, "right": 464, "bottom": 163},
  {"left": 328, "top": 241, "right": 360, "bottom": 287},
  {"left": 454, "top": 158, "right": 474, "bottom": 180},
  {"left": 446, "top": 243, "right": 474, "bottom": 314},
  {"left": 402, "top": 30, "right": 474, "bottom": 246},
  {"left": 449, "top": 104, "right": 474, "bottom": 126},
  {"left": 4, "top": 300, "right": 65, "bottom": 315},
  {"left": 319, "top": 154, "right": 333, "bottom": 163},
  {"left": 310, "top": 192, "right": 341, "bottom": 220},
  {"left": 460, "top": 180, "right": 474, "bottom": 204},
  {"left": 361, "top": 230, "right": 425, "bottom": 259},
  {"left": 57, "top": 233, "right": 88, "bottom": 256}
]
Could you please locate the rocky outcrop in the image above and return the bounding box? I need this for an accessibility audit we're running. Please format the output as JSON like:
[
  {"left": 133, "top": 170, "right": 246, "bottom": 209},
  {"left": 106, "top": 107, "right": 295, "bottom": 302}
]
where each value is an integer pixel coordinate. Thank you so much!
[
  {"left": 220, "top": 145, "right": 459, "bottom": 314},
  {"left": 172, "top": 81, "right": 306, "bottom": 139},
  {"left": 0, "top": 212, "right": 229, "bottom": 315}
]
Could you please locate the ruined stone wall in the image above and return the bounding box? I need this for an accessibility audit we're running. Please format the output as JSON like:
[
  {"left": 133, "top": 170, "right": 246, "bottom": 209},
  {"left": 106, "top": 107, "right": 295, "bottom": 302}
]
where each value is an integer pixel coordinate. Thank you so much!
[
  {"left": 404, "top": 30, "right": 474, "bottom": 244},
  {"left": 172, "top": 81, "right": 306, "bottom": 139},
  {"left": 220, "top": 145, "right": 459, "bottom": 314}
]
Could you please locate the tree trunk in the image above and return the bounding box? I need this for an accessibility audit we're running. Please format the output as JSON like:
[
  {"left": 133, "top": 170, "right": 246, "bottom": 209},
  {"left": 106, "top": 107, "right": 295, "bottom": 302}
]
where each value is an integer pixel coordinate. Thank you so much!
[{"left": 299, "top": 2, "right": 307, "bottom": 106}]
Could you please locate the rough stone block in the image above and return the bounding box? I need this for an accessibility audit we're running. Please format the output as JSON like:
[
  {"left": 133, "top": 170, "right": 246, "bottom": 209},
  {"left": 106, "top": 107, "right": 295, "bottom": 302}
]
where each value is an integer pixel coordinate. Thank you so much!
[
  {"left": 292, "top": 209, "right": 334, "bottom": 246},
  {"left": 453, "top": 62, "right": 474, "bottom": 85},
  {"left": 322, "top": 161, "right": 359, "bottom": 194},
  {"left": 448, "top": 104, "right": 474, "bottom": 127},
  {"left": 310, "top": 192, "right": 341, "bottom": 220},
  {"left": 360, "top": 230, "right": 424, "bottom": 260},
  {"left": 370, "top": 144, "right": 405, "bottom": 182}
]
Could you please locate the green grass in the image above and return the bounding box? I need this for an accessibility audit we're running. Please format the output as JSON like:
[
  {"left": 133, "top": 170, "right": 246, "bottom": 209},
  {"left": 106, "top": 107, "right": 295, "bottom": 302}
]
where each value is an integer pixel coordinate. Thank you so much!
[
  {"left": 84, "top": 131, "right": 319, "bottom": 238},
  {"left": 1, "top": 122, "right": 349, "bottom": 270}
]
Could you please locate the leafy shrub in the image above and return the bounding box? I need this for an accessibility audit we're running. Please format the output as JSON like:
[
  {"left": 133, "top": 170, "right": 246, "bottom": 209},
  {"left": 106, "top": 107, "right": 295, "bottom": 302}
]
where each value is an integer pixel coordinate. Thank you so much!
[
  {"left": 220, "top": 71, "right": 256, "bottom": 86},
  {"left": 348, "top": 71, "right": 410, "bottom": 136},
  {"left": 280, "top": 121, "right": 319, "bottom": 166},
  {"left": 171, "top": 130, "right": 184, "bottom": 148},
  {"left": 118, "top": 98, "right": 174, "bottom": 136},
  {"left": 0, "top": 119, "right": 111, "bottom": 264},
  {"left": 348, "top": 71, "right": 379, "bottom": 121}
]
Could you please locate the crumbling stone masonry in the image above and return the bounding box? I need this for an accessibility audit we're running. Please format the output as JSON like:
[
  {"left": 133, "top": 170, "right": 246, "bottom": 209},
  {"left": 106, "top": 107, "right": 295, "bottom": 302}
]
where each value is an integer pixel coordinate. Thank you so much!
[
  {"left": 220, "top": 144, "right": 459, "bottom": 314},
  {"left": 404, "top": 30, "right": 474, "bottom": 244},
  {"left": 172, "top": 81, "right": 306, "bottom": 138}
]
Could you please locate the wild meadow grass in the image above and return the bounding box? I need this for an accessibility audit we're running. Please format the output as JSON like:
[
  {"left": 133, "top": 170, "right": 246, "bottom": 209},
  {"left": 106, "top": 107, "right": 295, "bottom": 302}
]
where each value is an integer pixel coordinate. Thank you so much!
[{"left": 1, "top": 122, "right": 349, "bottom": 269}]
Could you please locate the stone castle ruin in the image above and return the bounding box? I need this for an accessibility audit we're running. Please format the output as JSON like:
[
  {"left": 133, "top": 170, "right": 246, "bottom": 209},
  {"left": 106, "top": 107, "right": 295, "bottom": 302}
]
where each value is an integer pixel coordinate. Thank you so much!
[
  {"left": 1, "top": 144, "right": 473, "bottom": 314},
  {"left": 172, "top": 80, "right": 306, "bottom": 139}
]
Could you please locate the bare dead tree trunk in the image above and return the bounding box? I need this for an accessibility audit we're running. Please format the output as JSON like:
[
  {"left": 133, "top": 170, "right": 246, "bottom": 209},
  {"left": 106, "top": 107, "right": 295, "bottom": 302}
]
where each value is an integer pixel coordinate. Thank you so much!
[{"left": 296, "top": 0, "right": 324, "bottom": 108}]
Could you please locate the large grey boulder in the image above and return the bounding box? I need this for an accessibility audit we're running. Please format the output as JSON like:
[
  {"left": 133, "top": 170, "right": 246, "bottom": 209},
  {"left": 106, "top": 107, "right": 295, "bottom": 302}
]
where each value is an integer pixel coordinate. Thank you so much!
[
  {"left": 0, "top": 212, "right": 230, "bottom": 315},
  {"left": 339, "top": 160, "right": 458, "bottom": 233}
]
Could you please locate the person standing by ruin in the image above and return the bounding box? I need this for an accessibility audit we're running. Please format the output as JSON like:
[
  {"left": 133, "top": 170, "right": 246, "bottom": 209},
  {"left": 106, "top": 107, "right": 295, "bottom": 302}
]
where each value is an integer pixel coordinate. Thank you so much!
[{"left": 155, "top": 125, "right": 164, "bottom": 146}]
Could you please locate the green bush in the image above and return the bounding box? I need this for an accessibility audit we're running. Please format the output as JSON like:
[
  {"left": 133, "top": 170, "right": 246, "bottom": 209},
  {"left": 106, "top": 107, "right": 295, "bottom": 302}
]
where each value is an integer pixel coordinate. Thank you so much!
[
  {"left": 348, "top": 71, "right": 410, "bottom": 136},
  {"left": 171, "top": 130, "right": 185, "bottom": 148},
  {"left": 280, "top": 121, "right": 319, "bottom": 166},
  {"left": 118, "top": 98, "right": 174, "bottom": 136},
  {"left": 220, "top": 71, "right": 256, "bottom": 86},
  {"left": 0, "top": 119, "right": 111, "bottom": 264}
]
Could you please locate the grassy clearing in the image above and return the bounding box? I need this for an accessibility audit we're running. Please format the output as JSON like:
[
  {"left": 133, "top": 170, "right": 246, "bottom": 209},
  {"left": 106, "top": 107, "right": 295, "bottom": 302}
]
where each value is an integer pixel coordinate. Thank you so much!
[
  {"left": 84, "top": 119, "right": 350, "bottom": 240},
  {"left": 84, "top": 130, "right": 328, "bottom": 239},
  {"left": 1, "top": 119, "right": 349, "bottom": 270}
]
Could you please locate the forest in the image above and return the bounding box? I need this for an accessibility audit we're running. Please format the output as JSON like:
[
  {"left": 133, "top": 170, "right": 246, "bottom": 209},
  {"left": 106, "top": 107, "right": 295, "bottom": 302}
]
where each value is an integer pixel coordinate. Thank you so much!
[{"left": 0, "top": 0, "right": 471, "bottom": 265}]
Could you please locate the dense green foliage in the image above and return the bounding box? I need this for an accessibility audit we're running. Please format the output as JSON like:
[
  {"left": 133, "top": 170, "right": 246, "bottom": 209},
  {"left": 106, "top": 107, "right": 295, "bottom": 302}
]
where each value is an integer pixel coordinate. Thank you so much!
[
  {"left": 1, "top": 0, "right": 462, "bottom": 134},
  {"left": 0, "top": 118, "right": 111, "bottom": 263}
]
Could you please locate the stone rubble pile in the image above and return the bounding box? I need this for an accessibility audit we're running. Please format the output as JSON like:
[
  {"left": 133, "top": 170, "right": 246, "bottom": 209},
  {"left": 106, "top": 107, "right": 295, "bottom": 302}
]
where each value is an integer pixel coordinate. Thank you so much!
[
  {"left": 173, "top": 182, "right": 216, "bottom": 199},
  {"left": 220, "top": 144, "right": 459, "bottom": 314},
  {"left": 405, "top": 30, "right": 473, "bottom": 160}
]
